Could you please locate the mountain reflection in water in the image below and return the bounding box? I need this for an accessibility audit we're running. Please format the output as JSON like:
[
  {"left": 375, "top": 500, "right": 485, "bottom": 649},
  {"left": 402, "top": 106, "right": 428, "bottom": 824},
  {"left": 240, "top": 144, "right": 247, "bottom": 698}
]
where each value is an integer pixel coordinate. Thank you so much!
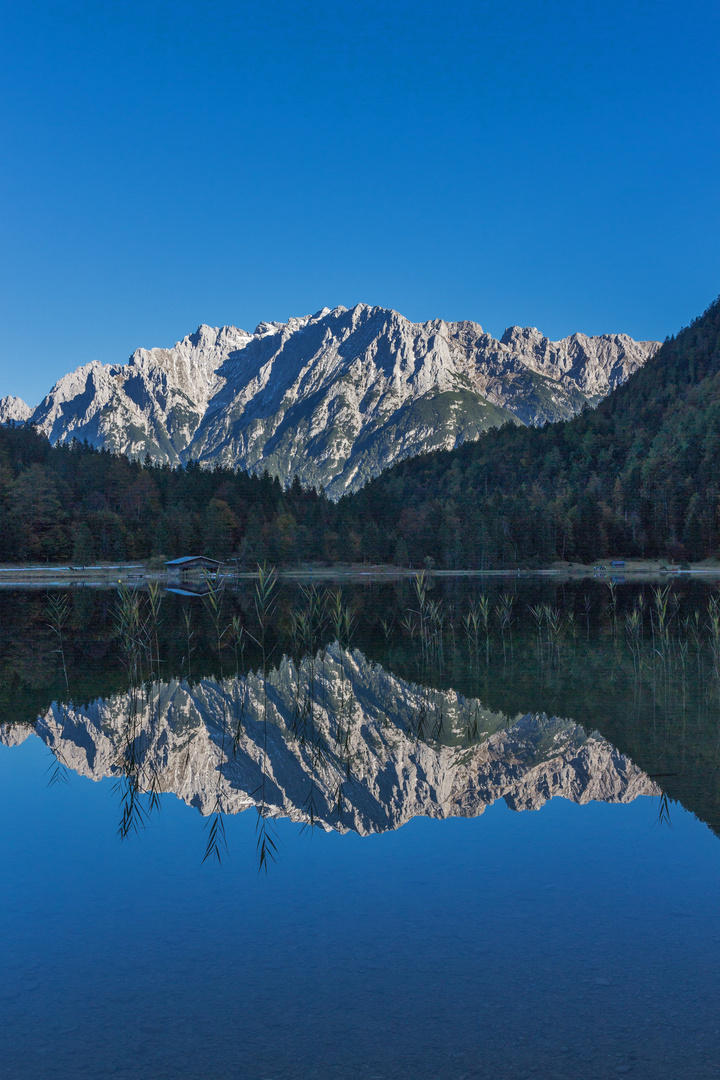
[
  {"left": 4, "top": 583, "right": 720, "bottom": 1080},
  {"left": 2, "top": 644, "right": 658, "bottom": 838}
]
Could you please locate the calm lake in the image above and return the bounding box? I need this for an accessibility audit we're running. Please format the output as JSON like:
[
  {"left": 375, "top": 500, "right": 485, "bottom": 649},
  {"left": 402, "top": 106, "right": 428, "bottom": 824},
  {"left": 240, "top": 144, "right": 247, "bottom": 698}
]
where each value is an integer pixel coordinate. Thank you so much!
[{"left": 1, "top": 575, "right": 720, "bottom": 1079}]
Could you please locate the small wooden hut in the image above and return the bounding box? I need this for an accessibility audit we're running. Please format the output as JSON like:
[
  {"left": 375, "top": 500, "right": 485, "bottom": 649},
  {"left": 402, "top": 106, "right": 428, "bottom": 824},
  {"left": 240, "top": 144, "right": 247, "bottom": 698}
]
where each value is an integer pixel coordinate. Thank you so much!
[{"left": 165, "top": 555, "right": 220, "bottom": 585}]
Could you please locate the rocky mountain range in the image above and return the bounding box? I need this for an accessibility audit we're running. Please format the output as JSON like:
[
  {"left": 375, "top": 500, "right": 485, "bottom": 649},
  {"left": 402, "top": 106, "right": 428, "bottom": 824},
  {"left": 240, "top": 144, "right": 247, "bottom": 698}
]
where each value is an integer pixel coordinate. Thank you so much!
[
  {"left": 1, "top": 645, "right": 658, "bottom": 834},
  {"left": 1, "top": 305, "right": 660, "bottom": 497}
]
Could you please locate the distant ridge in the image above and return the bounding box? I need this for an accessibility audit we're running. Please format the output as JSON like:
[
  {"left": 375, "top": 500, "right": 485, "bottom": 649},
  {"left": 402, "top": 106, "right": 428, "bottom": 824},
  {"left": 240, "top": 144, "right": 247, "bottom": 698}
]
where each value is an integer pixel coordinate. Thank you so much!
[{"left": 0, "top": 304, "right": 658, "bottom": 497}]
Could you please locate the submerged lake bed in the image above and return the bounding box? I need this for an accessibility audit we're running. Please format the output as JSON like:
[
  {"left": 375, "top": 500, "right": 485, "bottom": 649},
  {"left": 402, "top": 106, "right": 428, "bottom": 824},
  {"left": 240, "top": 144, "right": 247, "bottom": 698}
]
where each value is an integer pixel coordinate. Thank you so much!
[{"left": 1, "top": 575, "right": 720, "bottom": 1079}]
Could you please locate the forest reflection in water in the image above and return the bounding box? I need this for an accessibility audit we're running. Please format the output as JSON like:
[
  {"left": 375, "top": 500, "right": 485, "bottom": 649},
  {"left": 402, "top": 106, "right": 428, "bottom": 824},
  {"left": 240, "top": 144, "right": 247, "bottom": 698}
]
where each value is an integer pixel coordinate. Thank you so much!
[{"left": 2, "top": 572, "right": 720, "bottom": 862}]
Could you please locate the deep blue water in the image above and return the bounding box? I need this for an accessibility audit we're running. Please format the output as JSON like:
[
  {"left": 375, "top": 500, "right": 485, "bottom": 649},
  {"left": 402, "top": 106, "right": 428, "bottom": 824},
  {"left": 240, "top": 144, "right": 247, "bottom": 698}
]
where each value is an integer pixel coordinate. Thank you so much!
[{"left": 2, "top": 734, "right": 720, "bottom": 1080}]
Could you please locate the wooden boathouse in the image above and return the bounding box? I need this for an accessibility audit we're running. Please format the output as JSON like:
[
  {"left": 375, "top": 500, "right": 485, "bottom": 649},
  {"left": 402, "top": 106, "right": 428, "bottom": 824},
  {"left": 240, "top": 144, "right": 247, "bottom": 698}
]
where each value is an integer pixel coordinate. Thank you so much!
[{"left": 164, "top": 555, "right": 221, "bottom": 584}]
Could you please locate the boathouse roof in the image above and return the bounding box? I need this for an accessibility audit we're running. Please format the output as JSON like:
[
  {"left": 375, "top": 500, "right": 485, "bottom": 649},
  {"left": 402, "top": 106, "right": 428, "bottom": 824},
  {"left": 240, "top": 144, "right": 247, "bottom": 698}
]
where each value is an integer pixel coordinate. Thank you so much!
[{"left": 165, "top": 555, "right": 221, "bottom": 568}]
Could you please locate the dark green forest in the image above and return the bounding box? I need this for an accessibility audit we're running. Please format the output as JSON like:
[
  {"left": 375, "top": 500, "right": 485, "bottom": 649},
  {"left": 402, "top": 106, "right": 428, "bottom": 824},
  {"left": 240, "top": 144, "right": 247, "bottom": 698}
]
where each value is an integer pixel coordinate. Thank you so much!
[
  {"left": 1, "top": 295, "right": 719, "bottom": 568},
  {"left": 0, "top": 429, "right": 343, "bottom": 565},
  {"left": 350, "top": 294, "right": 720, "bottom": 567}
]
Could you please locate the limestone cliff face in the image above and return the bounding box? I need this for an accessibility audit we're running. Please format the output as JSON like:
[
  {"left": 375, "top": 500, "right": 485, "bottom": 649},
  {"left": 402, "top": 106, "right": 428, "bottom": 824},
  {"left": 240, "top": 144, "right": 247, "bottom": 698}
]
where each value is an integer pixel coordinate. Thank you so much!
[
  {"left": 0, "top": 396, "right": 33, "bottom": 424},
  {"left": 27, "top": 324, "right": 251, "bottom": 463},
  {"left": 8, "top": 305, "right": 659, "bottom": 497},
  {"left": 28, "top": 645, "right": 658, "bottom": 834},
  {"left": 465, "top": 323, "right": 657, "bottom": 424}
]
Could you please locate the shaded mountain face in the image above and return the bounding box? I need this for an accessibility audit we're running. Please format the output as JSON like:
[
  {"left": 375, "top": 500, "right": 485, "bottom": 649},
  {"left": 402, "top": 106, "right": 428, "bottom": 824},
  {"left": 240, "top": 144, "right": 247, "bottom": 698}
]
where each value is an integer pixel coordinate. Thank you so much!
[
  {"left": 1, "top": 305, "right": 659, "bottom": 498},
  {"left": 8, "top": 644, "right": 658, "bottom": 835}
]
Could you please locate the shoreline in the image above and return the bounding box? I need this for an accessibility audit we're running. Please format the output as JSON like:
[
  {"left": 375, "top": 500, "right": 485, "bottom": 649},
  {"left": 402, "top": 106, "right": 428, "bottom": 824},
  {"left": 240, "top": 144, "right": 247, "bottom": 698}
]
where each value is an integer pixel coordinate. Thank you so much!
[{"left": 0, "top": 558, "right": 719, "bottom": 587}]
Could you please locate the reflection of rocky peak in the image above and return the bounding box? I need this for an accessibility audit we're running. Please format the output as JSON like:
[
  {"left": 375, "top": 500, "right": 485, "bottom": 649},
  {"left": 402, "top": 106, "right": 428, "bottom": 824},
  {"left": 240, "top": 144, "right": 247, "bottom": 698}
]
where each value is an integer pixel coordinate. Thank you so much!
[
  {"left": 452, "top": 715, "right": 656, "bottom": 813},
  {"left": 33, "top": 646, "right": 658, "bottom": 835},
  {"left": 0, "top": 722, "right": 34, "bottom": 747}
]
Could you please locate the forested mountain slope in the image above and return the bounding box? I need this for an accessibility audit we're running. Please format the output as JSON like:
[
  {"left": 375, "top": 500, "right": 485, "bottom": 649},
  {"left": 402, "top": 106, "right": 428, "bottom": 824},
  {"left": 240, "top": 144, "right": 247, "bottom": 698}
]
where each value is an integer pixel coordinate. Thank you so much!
[{"left": 347, "top": 297, "right": 720, "bottom": 567}]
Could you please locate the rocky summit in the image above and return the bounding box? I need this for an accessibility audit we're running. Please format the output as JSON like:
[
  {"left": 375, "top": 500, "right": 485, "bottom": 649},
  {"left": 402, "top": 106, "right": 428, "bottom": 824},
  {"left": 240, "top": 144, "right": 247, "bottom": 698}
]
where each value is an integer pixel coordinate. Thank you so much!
[
  {"left": 0, "top": 396, "right": 33, "bottom": 425},
  {"left": 1, "top": 305, "right": 659, "bottom": 497}
]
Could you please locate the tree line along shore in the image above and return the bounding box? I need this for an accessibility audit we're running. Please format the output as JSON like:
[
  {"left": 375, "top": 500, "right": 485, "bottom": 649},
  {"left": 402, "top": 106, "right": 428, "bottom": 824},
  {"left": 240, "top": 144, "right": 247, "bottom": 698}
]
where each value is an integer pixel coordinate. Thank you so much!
[{"left": 1, "top": 296, "right": 718, "bottom": 571}]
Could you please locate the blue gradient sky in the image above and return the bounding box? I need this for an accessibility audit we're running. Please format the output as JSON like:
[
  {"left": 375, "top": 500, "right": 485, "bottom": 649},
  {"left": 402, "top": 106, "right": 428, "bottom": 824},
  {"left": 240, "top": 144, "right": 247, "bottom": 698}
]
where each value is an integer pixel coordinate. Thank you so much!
[{"left": 1, "top": 0, "right": 718, "bottom": 405}]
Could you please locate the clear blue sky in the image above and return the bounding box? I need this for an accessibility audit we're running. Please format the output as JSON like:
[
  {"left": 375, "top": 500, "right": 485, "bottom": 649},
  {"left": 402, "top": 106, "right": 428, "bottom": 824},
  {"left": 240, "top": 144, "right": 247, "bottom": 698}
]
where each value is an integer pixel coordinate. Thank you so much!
[{"left": 1, "top": 0, "right": 718, "bottom": 405}]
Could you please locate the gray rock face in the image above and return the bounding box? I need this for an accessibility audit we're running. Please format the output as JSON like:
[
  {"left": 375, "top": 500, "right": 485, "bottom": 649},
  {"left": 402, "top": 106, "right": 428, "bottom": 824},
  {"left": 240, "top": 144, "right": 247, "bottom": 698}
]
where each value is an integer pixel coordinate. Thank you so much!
[
  {"left": 29, "top": 646, "right": 658, "bottom": 834},
  {"left": 0, "top": 396, "right": 33, "bottom": 424},
  {"left": 468, "top": 322, "right": 657, "bottom": 424},
  {"left": 12, "top": 306, "right": 659, "bottom": 497},
  {"left": 27, "top": 324, "right": 251, "bottom": 461}
]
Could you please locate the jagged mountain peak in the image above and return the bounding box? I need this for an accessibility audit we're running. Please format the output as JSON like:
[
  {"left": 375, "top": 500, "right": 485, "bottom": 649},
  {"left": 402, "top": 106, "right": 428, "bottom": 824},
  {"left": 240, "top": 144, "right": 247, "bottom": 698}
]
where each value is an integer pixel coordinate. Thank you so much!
[
  {"left": 128, "top": 323, "right": 252, "bottom": 380},
  {"left": 5, "top": 305, "right": 661, "bottom": 496},
  {"left": 500, "top": 325, "right": 544, "bottom": 346},
  {"left": 0, "top": 395, "right": 33, "bottom": 424}
]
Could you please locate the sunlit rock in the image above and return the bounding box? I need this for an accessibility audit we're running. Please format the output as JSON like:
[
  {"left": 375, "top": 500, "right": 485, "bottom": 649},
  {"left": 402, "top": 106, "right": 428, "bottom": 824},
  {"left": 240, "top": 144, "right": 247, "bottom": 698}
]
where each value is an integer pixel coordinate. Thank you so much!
[{"left": 19, "top": 306, "right": 659, "bottom": 498}]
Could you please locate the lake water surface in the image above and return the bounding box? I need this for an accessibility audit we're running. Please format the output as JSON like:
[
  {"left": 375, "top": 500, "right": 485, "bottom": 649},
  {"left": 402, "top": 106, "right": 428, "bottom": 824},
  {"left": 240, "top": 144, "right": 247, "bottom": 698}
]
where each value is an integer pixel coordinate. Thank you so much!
[{"left": 1, "top": 576, "right": 719, "bottom": 1079}]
